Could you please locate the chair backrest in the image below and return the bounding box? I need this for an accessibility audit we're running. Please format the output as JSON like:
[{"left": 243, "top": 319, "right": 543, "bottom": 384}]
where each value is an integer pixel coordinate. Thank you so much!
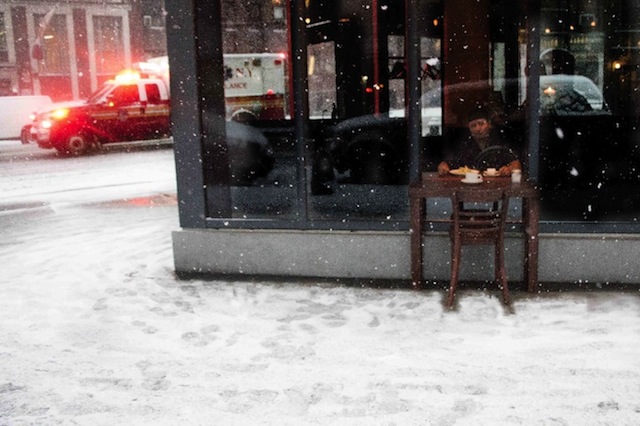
[
  {"left": 474, "top": 145, "right": 518, "bottom": 170},
  {"left": 451, "top": 188, "right": 510, "bottom": 241}
]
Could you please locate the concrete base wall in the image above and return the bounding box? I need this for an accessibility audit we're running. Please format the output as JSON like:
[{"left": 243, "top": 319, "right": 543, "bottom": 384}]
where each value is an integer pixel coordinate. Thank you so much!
[{"left": 173, "top": 229, "right": 640, "bottom": 285}]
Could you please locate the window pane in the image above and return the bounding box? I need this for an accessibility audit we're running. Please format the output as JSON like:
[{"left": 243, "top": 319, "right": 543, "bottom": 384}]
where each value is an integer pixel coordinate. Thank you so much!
[
  {"left": 0, "top": 13, "right": 8, "bottom": 62},
  {"left": 308, "top": 42, "right": 336, "bottom": 119},
  {"left": 304, "top": 2, "right": 426, "bottom": 223},
  {"left": 35, "top": 14, "right": 69, "bottom": 74},
  {"left": 204, "top": 0, "right": 293, "bottom": 220},
  {"left": 111, "top": 84, "right": 139, "bottom": 104},
  {"left": 537, "top": 0, "right": 640, "bottom": 221},
  {"left": 205, "top": 0, "right": 640, "bottom": 226},
  {"left": 212, "top": 0, "right": 443, "bottom": 224},
  {"left": 93, "top": 16, "right": 124, "bottom": 77}
]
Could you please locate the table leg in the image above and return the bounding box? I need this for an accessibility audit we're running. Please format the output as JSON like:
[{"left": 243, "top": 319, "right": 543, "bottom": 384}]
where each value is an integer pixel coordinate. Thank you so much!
[{"left": 410, "top": 195, "right": 424, "bottom": 289}]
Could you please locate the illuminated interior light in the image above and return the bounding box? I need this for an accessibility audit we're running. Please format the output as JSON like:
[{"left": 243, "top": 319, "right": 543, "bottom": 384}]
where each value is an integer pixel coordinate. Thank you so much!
[
  {"left": 308, "top": 56, "right": 315, "bottom": 76},
  {"left": 433, "top": 19, "right": 439, "bottom": 27}
]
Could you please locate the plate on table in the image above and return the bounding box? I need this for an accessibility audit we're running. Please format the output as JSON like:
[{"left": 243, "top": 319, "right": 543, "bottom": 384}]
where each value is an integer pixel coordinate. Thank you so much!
[
  {"left": 449, "top": 167, "right": 478, "bottom": 176},
  {"left": 460, "top": 178, "right": 483, "bottom": 184}
]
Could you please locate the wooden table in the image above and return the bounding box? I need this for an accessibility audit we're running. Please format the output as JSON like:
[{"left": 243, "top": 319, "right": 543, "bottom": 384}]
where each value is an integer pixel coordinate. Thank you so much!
[{"left": 409, "top": 172, "right": 540, "bottom": 292}]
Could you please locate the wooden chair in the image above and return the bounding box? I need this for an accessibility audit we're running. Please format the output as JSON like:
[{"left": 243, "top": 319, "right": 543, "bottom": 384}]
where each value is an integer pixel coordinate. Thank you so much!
[{"left": 448, "top": 188, "right": 511, "bottom": 308}]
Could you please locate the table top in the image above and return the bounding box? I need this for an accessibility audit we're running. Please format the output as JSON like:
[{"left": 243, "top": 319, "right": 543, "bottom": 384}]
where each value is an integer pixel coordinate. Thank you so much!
[{"left": 410, "top": 172, "right": 539, "bottom": 198}]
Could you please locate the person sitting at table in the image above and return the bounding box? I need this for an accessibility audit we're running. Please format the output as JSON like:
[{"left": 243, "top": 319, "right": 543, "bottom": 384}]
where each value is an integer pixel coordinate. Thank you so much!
[{"left": 437, "top": 107, "right": 522, "bottom": 176}]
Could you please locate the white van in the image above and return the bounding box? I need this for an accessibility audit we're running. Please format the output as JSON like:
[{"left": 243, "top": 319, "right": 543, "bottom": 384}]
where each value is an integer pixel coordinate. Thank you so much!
[{"left": 0, "top": 95, "right": 53, "bottom": 141}]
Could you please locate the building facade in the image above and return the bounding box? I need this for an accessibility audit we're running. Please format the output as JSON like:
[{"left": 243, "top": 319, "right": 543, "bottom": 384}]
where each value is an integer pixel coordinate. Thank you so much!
[
  {"left": 0, "top": 0, "right": 166, "bottom": 101},
  {"left": 170, "top": 0, "right": 640, "bottom": 286}
]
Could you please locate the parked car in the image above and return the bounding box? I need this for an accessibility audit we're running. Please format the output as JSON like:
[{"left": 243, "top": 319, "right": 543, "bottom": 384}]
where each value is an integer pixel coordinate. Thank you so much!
[
  {"left": 0, "top": 95, "right": 52, "bottom": 142},
  {"left": 539, "top": 74, "right": 608, "bottom": 113}
]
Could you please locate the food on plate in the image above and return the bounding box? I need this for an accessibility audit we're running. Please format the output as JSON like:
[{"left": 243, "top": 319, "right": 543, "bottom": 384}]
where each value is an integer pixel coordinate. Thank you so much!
[
  {"left": 449, "top": 166, "right": 478, "bottom": 176},
  {"left": 483, "top": 168, "right": 498, "bottom": 176}
]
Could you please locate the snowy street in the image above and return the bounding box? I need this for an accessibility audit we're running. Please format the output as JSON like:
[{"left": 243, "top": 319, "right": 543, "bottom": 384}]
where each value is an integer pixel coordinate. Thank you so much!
[{"left": 1, "top": 140, "right": 640, "bottom": 425}]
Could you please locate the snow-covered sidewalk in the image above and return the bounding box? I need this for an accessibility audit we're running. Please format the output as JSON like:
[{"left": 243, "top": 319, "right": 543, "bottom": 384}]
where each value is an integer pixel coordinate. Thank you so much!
[{"left": 2, "top": 195, "right": 640, "bottom": 425}]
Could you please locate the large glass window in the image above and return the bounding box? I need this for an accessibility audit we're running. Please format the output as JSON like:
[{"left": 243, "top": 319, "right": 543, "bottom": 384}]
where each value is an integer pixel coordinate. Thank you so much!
[
  {"left": 418, "top": 0, "right": 640, "bottom": 224},
  {"left": 303, "top": 1, "right": 442, "bottom": 224},
  {"left": 305, "top": 11, "right": 414, "bottom": 223},
  {"left": 93, "top": 16, "right": 125, "bottom": 78},
  {"left": 35, "top": 14, "right": 69, "bottom": 75},
  {"left": 205, "top": 1, "right": 293, "bottom": 220},
  {"left": 200, "top": 0, "right": 640, "bottom": 228},
  {"left": 209, "top": 0, "right": 442, "bottom": 225},
  {"left": 0, "top": 12, "right": 8, "bottom": 63},
  {"left": 535, "top": 0, "right": 640, "bottom": 222}
]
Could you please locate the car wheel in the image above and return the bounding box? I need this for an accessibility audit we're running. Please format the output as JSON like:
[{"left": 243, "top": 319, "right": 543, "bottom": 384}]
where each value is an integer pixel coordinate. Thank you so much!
[
  {"left": 231, "top": 109, "right": 257, "bottom": 124},
  {"left": 64, "top": 134, "right": 90, "bottom": 156},
  {"left": 20, "top": 126, "right": 31, "bottom": 144}
]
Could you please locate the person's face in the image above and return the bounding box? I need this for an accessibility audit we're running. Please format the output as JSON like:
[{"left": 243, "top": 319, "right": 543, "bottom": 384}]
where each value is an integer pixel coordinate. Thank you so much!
[{"left": 468, "top": 118, "right": 491, "bottom": 139}]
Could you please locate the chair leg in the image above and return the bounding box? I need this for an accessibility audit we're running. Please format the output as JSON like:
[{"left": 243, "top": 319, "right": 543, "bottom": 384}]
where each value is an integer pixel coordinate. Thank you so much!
[
  {"left": 496, "top": 243, "right": 510, "bottom": 305},
  {"left": 494, "top": 243, "right": 500, "bottom": 283},
  {"left": 448, "top": 240, "right": 461, "bottom": 308}
]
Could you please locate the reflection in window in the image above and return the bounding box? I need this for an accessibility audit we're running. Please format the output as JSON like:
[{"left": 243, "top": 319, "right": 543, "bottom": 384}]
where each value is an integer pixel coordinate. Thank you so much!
[
  {"left": 308, "top": 42, "right": 337, "bottom": 119},
  {"left": 0, "top": 13, "right": 8, "bottom": 62},
  {"left": 93, "top": 16, "right": 124, "bottom": 77},
  {"left": 35, "top": 14, "right": 69, "bottom": 75},
  {"left": 536, "top": 1, "right": 640, "bottom": 222},
  {"left": 145, "top": 83, "right": 161, "bottom": 103},
  {"left": 111, "top": 85, "right": 139, "bottom": 104},
  {"left": 203, "top": 1, "right": 293, "bottom": 220}
]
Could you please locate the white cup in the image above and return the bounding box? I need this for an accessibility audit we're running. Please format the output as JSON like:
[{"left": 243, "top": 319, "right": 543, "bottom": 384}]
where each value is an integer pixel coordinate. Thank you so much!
[
  {"left": 465, "top": 171, "right": 483, "bottom": 183},
  {"left": 511, "top": 169, "right": 522, "bottom": 183}
]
